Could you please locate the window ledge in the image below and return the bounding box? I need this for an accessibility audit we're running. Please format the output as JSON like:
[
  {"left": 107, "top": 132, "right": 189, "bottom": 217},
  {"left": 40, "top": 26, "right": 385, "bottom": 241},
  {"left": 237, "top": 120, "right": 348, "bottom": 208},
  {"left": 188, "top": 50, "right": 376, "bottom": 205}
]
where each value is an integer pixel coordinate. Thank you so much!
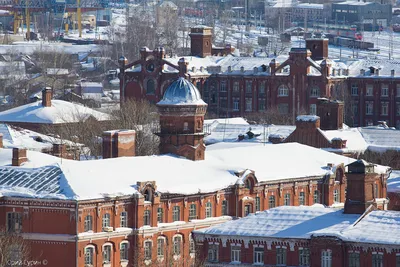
[
  {"left": 253, "top": 263, "right": 264, "bottom": 266},
  {"left": 230, "top": 261, "right": 241, "bottom": 265},
  {"left": 173, "top": 255, "right": 181, "bottom": 261},
  {"left": 103, "top": 263, "right": 111, "bottom": 267},
  {"left": 144, "top": 260, "right": 152, "bottom": 266},
  {"left": 157, "top": 257, "right": 164, "bottom": 262},
  {"left": 120, "top": 261, "right": 128, "bottom": 267},
  {"left": 190, "top": 252, "right": 195, "bottom": 259}
]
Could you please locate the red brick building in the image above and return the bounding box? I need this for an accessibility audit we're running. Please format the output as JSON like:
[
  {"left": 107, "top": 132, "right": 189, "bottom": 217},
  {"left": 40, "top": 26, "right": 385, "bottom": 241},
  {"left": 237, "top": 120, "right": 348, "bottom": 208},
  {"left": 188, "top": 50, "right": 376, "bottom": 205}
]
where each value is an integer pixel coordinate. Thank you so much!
[
  {"left": 194, "top": 160, "right": 396, "bottom": 267},
  {"left": 120, "top": 26, "right": 400, "bottom": 128},
  {"left": 0, "top": 76, "right": 392, "bottom": 267}
]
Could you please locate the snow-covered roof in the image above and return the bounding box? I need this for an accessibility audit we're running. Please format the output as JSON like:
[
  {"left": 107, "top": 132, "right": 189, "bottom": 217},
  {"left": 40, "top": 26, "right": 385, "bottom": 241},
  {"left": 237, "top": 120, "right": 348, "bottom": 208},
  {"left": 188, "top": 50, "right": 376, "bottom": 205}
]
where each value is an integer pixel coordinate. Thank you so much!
[
  {"left": 157, "top": 77, "right": 206, "bottom": 106},
  {"left": 195, "top": 205, "right": 359, "bottom": 239},
  {"left": 296, "top": 115, "right": 319, "bottom": 122},
  {"left": 0, "top": 142, "right": 387, "bottom": 200},
  {"left": 0, "top": 100, "right": 110, "bottom": 124},
  {"left": 358, "top": 127, "right": 400, "bottom": 152},
  {"left": 388, "top": 170, "right": 400, "bottom": 193},
  {"left": 323, "top": 127, "right": 368, "bottom": 153},
  {"left": 204, "top": 117, "right": 249, "bottom": 126},
  {"left": 195, "top": 205, "right": 400, "bottom": 246},
  {"left": 0, "top": 123, "right": 78, "bottom": 151},
  {"left": 335, "top": 1, "right": 373, "bottom": 5}
]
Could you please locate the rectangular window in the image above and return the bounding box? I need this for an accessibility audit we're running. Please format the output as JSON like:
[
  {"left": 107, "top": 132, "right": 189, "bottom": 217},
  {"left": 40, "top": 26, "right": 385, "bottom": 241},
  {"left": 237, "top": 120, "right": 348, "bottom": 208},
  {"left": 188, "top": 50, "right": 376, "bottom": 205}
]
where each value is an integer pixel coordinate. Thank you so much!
[
  {"left": 397, "top": 103, "right": 400, "bottom": 116},
  {"left": 333, "top": 189, "right": 340, "bottom": 203},
  {"left": 255, "top": 197, "right": 261, "bottom": 212},
  {"left": 366, "top": 101, "right": 374, "bottom": 115},
  {"left": 220, "top": 97, "right": 227, "bottom": 109},
  {"left": 143, "top": 210, "right": 151, "bottom": 226},
  {"left": 208, "top": 244, "right": 219, "bottom": 262},
  {"left": 259, "top": 99, "right": 265, "bottom": 111},
  {"left": 349, "top": 252, "right": 360, "bottom": 267},
  {"left": 278, "top": 103, "right": 289, "bottom": 114},
  {"left": 381, "top": 102, "right": 389, "bottom": 116},
  {"left": 351, "top": 84, "right": 359, "bottom": 96},
  {"left": 314, "top": 190, "right": 320, "bottom": 204},
  {"left": 269, "top": 196, "right": 276, "bottom": 208},
  {"left": 246, "top": 98, "right": 252, "bottom": 111},
  {"left": 144, "top": 241, "right": 152, "bottom": 260},
  {"left": 84, "top": 215, "right": 92, "bottom": 232},
  {"left": 381, "top": 85, "right": 389, "bottom": 97},
  {"left": 120, "top": 243, "right": 129, "bottom": 261},
  {"left": 231, "top": 246, "right": 241, "bottom": 263},
  {"left": 310, "top": 104, "right": 317, "bottom": 115},
  {"left": 102, "top": 214, "right": 110, "bottom": 228},
  {"left": 233, "top": 99, "right": 239, "bottom": 111},
  {"left": 244, "top": 204, "right": 251, "bottom": 216},
  {"left": 157, "top": 238, "right": 165, "bottom": 257},
  {"left": 278, "top": 85, "right": 289, "bottom": 96},
  {"left": 157, "top": 208, "right": 163, "bottom": 223},
  {"left": 284, "top": 193, "right": 291, "bottom": 206},
  {"left": 233, "top": 81, "right": 239, "bottom": 92},
  {"left": 254, "top": 247, "right": 264, "bottom": 264},
  {"left": 372, "top": 253, "right": 383, "bottom": 267},
  {"left": 396, "top": 254, "right": 400, "bottom": 267},
  {"left": 259, "top": 82, "right": 265, "bottom": 94},
  {"left": 85, "top": 247, "right": 94, "bottom": 265},
  {"left": 205, "top": 202, "right": 212, "bottom": 218},
  {"left": 120, "top": 212, "right": 128, "bottom": 228},
  {"left": 299, "top": 248, "right": 310, "bottom": 266},
  {"left": 397, "top": 84, "right": 400, "bottom": 97},
  {"left": 366, "top": 84, "right": 373, "bottom": 96},
  {"left": 352, "top": 102, "right": 359, "bottom": 116},
  {"left": 220, "top": 81, "right": 227, "bottom": 92},
  {"left": 173, "top": 236, "right": 182, "bottom": 256},
  {"left": 299, "top": 192, "right": 305, "bottom": 206},
  {"left": 189, "top": 204, "right": 197, "bottom": 220},
  {"left": 246, "top": 81, "right": 252, "bottom": 93},
  {"left": 7, "top": 212, "right": 22, "bottom": 233},
  {"left": 276, "top": 247, "right": 287, "bottom": 265},
  {"left": 173, "top": 206, "right": 180, "bottom": 222},
  {"left": 222, "top": 200, "right": 228, "bottom": 216},
  {"left": 321, "top": 250, "right": 332, "bottom": 267}
]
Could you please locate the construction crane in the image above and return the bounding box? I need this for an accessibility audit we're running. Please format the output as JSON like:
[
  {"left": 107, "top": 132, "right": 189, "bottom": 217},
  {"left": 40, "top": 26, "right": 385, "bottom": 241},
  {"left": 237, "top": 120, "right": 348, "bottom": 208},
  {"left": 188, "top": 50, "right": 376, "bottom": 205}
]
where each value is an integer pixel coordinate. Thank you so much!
[{"left": 0, "top": 0, "right": 108, "bottom": 40}]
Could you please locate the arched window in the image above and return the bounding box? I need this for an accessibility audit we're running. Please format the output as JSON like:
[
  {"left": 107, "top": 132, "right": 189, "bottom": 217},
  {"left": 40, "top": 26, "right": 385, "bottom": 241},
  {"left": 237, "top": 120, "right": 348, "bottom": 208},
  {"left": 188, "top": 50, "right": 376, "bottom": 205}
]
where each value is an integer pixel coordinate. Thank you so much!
[
  {"left": 335, "top": 169, "right": 343, "bottom": 183},
  {"left": 144, "top": 188, "right": 153, "bottom": 202},
  {"left": 173, "top": 235, "right": 182, "bottom": 256},
  {"left": 84, "top": 215, "right": 92, "bottom": 232},
  {"left": 144, "top": 241, "right": 152, "bottom": 260},
  {"left": 120, "top": 242, "right": 129, "bottom": 261},
  {"left": 205, "top": 202, "right": 212, "bottom": 218},
  {"left": 103, "top": 244, "right": 112, "bottom": 264},
  {"left": 143, "top": 210, "right": 151, "bottom": 226},
  {"left": 146, "top": 79, "right": 155, "bottom": 95},
  {"left": 278, "top": 84, "right": 289, "bottom": 96},
  {"left": 245, "top": 179, "right": 252, "bottom": 189},
  {"left": 84, "top": 246, "right": 94, "bottom": 265},
  {"left": 284, "top": 193, "right": 291, "bottom": 206},
  {"left": 310, "top": 86, "right": 320, "bottom": 97},
  {"left": 189, "top": 234, "right": 195, "bottom": 254},
  {"left": 102, "top": 213, "right": 110, "bottom": 228},
  {"left": 189, "top": 203, "right": 197, "bottom": 220},
  {"left": 321, "top": 250, "right": 332, "bottom": 267},
  {"left": 157, "top": 207, "right": 163, "bottom": 223},
  {"left": 157, "top": 237, "right": 166, "bottom": 257},
  {"left": 120, "top": 211, "right": 128, "bottom": 227},
  {"left": 333, "top": 189, "right": 340, "bottom": 203},
  {"left": 269, "top": 196, "right": 276, "bottom": 209}
]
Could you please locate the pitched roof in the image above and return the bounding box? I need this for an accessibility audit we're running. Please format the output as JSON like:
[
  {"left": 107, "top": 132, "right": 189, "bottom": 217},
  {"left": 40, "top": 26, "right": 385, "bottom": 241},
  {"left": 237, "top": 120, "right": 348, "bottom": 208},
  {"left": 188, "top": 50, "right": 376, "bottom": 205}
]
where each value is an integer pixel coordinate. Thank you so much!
[
  {"left": 1, "top": 142, "right": 386, "bottom": 200},
  {"left": 0, "top": 100, "right": 110, "bottom": 124}
]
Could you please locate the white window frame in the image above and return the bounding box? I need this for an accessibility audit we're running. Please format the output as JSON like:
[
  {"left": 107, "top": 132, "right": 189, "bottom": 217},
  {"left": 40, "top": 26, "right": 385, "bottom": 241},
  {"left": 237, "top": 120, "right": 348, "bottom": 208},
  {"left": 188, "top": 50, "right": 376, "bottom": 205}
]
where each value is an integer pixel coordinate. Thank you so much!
[
  {"left": 231, "top": 245, "right": 241, "bottom": 263},
  {"left": 157, "top": 207, "right": 163, "bottom": 223},
  {"left": 372, "top": 252, "right": 383, "bottom": 267},
  {"left": 84, "top": 245, "right": 95, "bottom": 265},
  {"left": 7, "top": 212, "right": 22, "bottom": 233},
  {"left": 321, "top": 249, "right": 332, "bottom": 267},
  {"left": 366, "top": 84, "right": 373, "bottom": 96},
  {"left": 310, "top": 86, "right": 320, "bottom": 97},
  {"left": 269, "top": 196, "right": 276, "bottom": 208},
  {"left": 172, "top": 206, "right": 180, "bottom": 222},
  {"left": 120, "top": 212, "right": 128, "bottom": 228},
  {"left": 189, "top": 203, "right": 197, "bottom": 220},
  {"left": 276, "top": 247, "right": 287, "bottom": 265},
  {"left": 314, "top": 190, "right": 320, "bottom": 204},
  {"left": 245, "top": 98, "right": 252, "bottom": 112},
  {"left": 381, "top": 85, "right": 389, "bottom": 97},
  {"left": 233, "top": 81, "right": 239, "bottom": 92},
  {"left": 255, "top": 196, "right": 261, "bottom": 212},
  {"left": 84, "top": 215, "right": 92, "bottom": 232},
  {"left": 254, "top": 247, "right": 264, "bottom": 264},
  {"left": 233, "top": 99, "right": 239, "bottom": 111},
  {"left": 102, "top": 243, "right": 113, "bottom": 264},
  {"left": 246, "top": 80, "right": 252, "bottom": 93},
  {"left": 381, "top": 102, "right": 389, "bottom": 116},
  {"left": 348, "top": 251, "right": 360, "bottom": 267},
  {"left": 205, "top": 202, "right": 212, "bottom": 218},
  {"left": 208, "top": 244, "right": 219, "bottom": 262},
  {"left": 299, "top": 247, "right": 310, "bottom": 266},
  {"left": 173, "top": 235, "right": 182, "bottom": 256},
  {"left": 102, "top": 213, "right": 111, "bottom": 228},
  {"left": 351, "top": 84, "right": 359, "bottom": 96},
  {"left": 120, "top": 241, "right": 129, "bottom": 261},
  {"left": 189, "top": 235, "right": 196, "bottom": 254},
  {"left": 143, "top": 210, "right": 151, "bottom": 226},
  {"left": 299, "top": 191, "right": 305, "bottom": 206},
  {"left": 278, "top": 84, "right": 289, "bottom": 96},
  {"left": 310, "top": 104, "right": 317, "bottom": 115},
  {"left": 222, "top": 200, "right": 228, "bottom": 216},
  {"left": 333, "top": 189, "right": 340, "bottom": 203},
  {"left": 157, "top": 237, "right": 166, "bottom": 258},
  {"left": 366, "top": 101, "right": 373, "bottom": 115},
  {"left": 220, "top": 81, "right": 227, "bottom": 92},
  {"left": 284, "top": 193, "right": 291, "bottom": 206}
]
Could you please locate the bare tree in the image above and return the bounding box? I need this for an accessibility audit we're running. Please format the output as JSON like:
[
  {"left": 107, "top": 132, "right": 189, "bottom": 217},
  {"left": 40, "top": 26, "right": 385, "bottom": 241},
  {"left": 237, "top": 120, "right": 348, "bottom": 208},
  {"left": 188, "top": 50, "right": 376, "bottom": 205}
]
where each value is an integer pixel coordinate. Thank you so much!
[
  {"left": 245, "top": 108, "right": 294, "bottom": 125},
  {"left": 0, "top": 227, "right": 30, "bottom": 267}
]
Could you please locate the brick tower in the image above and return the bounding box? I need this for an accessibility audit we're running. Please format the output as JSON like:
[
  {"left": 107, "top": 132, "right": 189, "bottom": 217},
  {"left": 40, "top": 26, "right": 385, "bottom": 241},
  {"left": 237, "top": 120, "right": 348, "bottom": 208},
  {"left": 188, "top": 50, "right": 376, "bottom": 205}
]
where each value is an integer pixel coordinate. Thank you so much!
[
  {"left": 344, "top": 160, "right": 388, "bottom": 214},
  {"left": 189, "top": 26, "right": 212, "bottom": 58},
  {"left": 156, "top": 63, "right": 208, "bottom": 161}
]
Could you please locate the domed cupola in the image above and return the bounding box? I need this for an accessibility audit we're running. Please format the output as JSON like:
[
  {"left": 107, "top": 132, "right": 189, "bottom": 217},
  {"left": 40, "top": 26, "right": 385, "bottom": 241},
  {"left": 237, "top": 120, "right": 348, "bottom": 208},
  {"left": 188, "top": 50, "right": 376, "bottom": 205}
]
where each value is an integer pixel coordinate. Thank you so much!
[
  {"left": 155, "top": 76, "right": 208, "bottom": 161},
  {"left": 157, "top": 77, "right": 206, "bottom": 106}
]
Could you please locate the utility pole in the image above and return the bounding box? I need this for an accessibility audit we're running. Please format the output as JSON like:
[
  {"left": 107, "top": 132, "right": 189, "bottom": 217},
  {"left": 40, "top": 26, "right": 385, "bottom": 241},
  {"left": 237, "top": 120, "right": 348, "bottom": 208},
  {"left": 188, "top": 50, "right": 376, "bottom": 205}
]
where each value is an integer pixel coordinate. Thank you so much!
[
  {"left": 77, "top": 0, "right": 82, "bottom": 37},
  {"left": 25, "top": 0, "right": 30, "bottom": 40}
]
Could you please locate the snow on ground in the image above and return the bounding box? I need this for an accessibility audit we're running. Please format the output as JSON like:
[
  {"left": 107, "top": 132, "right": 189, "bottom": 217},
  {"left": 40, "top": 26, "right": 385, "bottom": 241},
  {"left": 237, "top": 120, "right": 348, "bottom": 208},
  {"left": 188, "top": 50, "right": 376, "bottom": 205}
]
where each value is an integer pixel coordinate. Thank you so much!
[
  {"left": 1, "top": 142, "right": 386, "bottom": 200},
  {"left": 0, "top": 100, "right": 110, "bottom": 124}
]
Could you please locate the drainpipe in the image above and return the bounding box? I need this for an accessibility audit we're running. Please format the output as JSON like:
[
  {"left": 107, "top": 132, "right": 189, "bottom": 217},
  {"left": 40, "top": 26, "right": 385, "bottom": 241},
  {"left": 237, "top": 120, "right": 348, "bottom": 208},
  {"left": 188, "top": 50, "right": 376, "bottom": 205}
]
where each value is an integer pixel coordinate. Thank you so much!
[{"left": 75, "top": 201, "right": 79, "bottom": 267}]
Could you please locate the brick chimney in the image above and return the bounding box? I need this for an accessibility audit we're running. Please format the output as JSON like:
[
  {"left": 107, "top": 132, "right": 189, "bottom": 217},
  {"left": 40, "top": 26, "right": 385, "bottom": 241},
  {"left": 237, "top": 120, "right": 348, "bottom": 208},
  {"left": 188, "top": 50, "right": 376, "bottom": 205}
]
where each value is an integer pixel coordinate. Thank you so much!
[
  {"left": 53, "top": 143, "right": 67, "bottom": 158},
  {"left": 317, "top": 98, "right": 344, "bottom": 130},
  {"left": 12, "top": 148, "right": 28, "bottom": 166},
  {"left": 102, "top": 130, "right": 136, "bottom": 159},
  {"left": 42, "top": 87, "right": 52, "bottom": 107},
  {"left": 0, "top": 133, "right": 3, "bottom": 148},
  {"left": 344, "top": 160, "right": 388, "bottom": 214},
  {"left": 178, "top": 58, "right": 189, "bottom": 77}
]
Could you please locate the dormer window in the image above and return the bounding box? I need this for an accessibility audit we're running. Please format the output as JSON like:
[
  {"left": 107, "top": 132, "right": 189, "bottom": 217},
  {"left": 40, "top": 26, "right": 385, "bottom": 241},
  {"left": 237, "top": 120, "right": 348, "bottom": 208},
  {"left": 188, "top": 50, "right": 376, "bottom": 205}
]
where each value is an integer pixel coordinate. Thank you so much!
[
  {"left": 144, "top": 188, "right": 153, "bottom": 202},
  {"left": 245, "top": 179, "right": 252, "bottom": 189}
]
